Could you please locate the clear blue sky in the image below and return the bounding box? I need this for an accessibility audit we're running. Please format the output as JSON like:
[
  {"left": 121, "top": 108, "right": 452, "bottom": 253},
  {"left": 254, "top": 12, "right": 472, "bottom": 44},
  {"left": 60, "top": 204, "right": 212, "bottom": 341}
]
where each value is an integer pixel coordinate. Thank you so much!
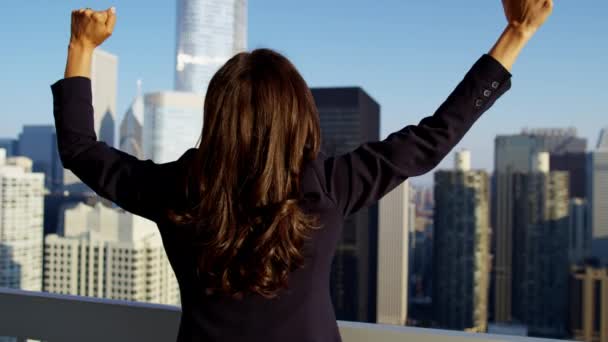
[{"left": 1, "top": 1, "right": 606, "bottom": 184}]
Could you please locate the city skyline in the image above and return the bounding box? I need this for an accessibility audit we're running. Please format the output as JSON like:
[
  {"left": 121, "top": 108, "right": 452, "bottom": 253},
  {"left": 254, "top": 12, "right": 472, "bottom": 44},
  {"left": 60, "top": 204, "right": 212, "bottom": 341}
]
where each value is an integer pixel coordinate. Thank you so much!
[
  {"left": 0, "top": 1, "right": 607, "bottom": 340},
  {"left": 1, "top": 1, "right": 606, "bottom": 184}
]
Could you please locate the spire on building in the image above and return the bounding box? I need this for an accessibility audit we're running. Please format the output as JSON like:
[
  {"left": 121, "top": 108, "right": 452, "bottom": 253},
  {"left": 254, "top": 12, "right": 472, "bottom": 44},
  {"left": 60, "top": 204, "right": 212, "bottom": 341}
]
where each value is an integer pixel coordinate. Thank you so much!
[{"left": 597, "top": 127, "right": 608, "bottom": 151}]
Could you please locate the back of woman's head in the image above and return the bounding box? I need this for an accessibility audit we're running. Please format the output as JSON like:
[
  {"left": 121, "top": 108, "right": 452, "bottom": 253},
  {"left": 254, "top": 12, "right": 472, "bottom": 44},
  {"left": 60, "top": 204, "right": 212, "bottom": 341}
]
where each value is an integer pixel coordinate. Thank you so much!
[{"left": 172, "top": 48, "right": 321, "bottom": 298}]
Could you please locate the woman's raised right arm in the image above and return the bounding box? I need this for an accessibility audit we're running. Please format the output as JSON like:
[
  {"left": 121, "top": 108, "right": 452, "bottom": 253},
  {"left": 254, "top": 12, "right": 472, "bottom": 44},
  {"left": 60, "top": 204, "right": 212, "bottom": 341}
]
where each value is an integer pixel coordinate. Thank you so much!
[{"left": 322, "top": 0, "right": 553, "bottom": 218}]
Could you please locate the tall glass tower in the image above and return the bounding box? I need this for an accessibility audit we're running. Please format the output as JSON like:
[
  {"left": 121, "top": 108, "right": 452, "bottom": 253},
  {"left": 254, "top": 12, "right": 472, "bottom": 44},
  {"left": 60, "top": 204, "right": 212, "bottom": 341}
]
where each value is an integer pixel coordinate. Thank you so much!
[
  {"left": 589, "top": 128, "right": 608, "bottom": 262},
  {"left": 175, "top": 0, "right": 247, "bottom": 94},
  {"left": 311, "top": 87, "right": 380, "bottom": 323}
]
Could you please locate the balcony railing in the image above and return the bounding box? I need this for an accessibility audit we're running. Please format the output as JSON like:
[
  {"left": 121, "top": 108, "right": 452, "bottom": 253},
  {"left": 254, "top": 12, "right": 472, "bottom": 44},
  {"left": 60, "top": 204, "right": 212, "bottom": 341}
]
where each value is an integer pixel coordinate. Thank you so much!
[{"left": 0, "top": 288, "right": 569, "bottom": 342}]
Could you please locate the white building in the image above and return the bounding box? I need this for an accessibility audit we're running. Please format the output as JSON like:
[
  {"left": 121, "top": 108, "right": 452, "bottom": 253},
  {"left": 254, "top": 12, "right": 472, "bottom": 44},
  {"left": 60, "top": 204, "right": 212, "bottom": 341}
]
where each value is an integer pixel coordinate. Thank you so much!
[
  {"left": 377, "top": 181, "right": 410, "bottom": 325},
  {"left": 589, "top": 127, "right": 608, "bottom": 262},
  {"left": 0, "top": 149, "right": 44, "bottom": 291},
  {"left": 92, "top": 49, "right": 118, "bottom": 147},
  {"left": 175, "top": 0, "right": 247, "bottom": 93},
  {"left": 43, "top": 202, "right": 180, "bottom": 306},
  {"left": 120, "top": 80, "right": 145, "bottom": 159},
  {"left": 143, "top": 91, "right": 203, "bottom": 163},
  {"left": 64, "top": 49, "right": 118, "bottom": 190}
]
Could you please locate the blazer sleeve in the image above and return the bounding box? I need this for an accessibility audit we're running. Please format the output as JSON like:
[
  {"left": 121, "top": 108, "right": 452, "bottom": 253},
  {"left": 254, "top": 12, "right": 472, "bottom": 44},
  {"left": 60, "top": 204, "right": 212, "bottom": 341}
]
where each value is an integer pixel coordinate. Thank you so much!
[
  {"left": 51, "top": 76, "right": 194, "bottom": 222},
  {"left": 323, "top": 54, "right": 512, "bottom": 217}
]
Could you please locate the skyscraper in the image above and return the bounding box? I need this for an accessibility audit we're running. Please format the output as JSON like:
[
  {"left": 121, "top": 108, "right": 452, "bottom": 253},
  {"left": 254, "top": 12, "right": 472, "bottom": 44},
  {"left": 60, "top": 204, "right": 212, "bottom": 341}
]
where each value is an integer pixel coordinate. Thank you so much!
[
  {"left": 92, "top": 49, "right": 118, "bottom": 147},
  {"left": 175, "top": 0, "right": 247, "bottom": 93},
  {"left": 570, "top": 265, "right": 608, "bottom": 342},
  {"left": 433, "top": 150, "right": 490, "bottom": 332},
  {"left": 44, "top": 202, "right": 180, "bottom": 305},
  {"left": 588, "top": 128, "right": 608, "bottom": 262},
  {"left": 569, "top": 198, "right": 591, "bottom": 264},
  {"left": 0, "top": 139, "right": 17, "bottom": 157},
  {"left": 311, "top": 87, "right": 380, "bottom": 322},
  {"left": 64, "top": 49, "right": 118, "bottom": 190},
  {"left": 120, "top": 80, "right": 145, "bottom": 159},
  {"left": 0, "top": 149, "right": 44, "bottom": 291},
  {"left": 43, "top": 192, "right": 94, "bottom": 236},
  {"left": 377, "top": 181, "right": 410, "bottom": 325},
  {"left": 17, "top": 125, "right": 62, "bottom": 192},
  {"left": 550, "top": 152, "right": 587, "bottom": 199},
  {"left": 143, "top": 91, "right": 203, "bottom": 163},
  {"left": 511, "top": 153, "right": 569, "bottom": 337},
  {"left": 493, "top": 128, "right": 586, "bottom": 323}
]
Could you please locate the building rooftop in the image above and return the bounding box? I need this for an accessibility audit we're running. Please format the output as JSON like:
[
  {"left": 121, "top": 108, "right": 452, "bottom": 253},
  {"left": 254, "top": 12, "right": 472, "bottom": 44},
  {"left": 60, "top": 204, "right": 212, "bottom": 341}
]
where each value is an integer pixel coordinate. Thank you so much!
[{"left": 0, "top": 288, "right": 572, "bottom": 342}]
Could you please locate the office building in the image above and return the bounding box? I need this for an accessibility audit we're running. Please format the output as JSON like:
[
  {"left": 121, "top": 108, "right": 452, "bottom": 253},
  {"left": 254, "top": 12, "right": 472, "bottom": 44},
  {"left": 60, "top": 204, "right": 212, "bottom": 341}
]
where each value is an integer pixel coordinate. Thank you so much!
[
  {"left": 64, "top": 49, "right": 118, "bottom": 190},
  {"left": 143, "top": 91, "right": 203, "bottom": 163},
  {"left": 43, "top": 192, "right": 96, "bottom": 236},
  {"left": 493, "top": 128, "right": 586, "bottom": 323},
  {"left": 551, "top": 152, "right": 587, "bottom": 199},
  {"left": 0, "top": 139, "right": 17, "bottom": 157},
  {"left": 175, "top": 0, "right": 247, "bottom": 93},
  {"left": 311, "top": 87, "right": 380, "bottom": 322},
  {"left": 92, "top": 49, "right": 118, "bottom": 147},
  {"left": 588, "top": 128, "right": 608, "bottom": 262},
  {"left": 569, "top": 198, "right": 591, "bottom": 264},
  {"left": 433, "top": 150, "right": 490, "bottom": 332},
  {"left": 17, "top": 125, "right": 62, "bottom": 192},
  {"left": 120, "top": 80, "right": 145, "bottom": 159},
  {"left": 570, "top": 265, "right": 608, "bottom": 342},
  {"left": 511, "top": 153, "right": 570, "bottom": 337},
  {"left": 377, "top": 181, "right": 410, "bottom": 325},
  {"left": 43, "top": 202, "right": 179, "bottom": 305},
  {"left": 0, "top": 149, "right": 44, "bottom": 291}
]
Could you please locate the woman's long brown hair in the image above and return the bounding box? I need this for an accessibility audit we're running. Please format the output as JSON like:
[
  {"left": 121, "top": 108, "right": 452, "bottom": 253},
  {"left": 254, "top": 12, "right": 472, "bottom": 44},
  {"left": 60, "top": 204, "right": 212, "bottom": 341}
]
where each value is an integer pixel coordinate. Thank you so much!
[{"left": 170, "top": 49, "right": 321, "bottom": 298}]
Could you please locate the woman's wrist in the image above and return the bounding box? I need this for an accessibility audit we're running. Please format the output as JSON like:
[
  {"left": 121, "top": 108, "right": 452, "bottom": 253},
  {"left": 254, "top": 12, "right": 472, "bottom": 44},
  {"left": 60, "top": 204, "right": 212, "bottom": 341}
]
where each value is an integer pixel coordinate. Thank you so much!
[
  {"left": 488, "top": 24, "right": 534, "bottom": 72},
  {"left": 65, "top": 42, "right": 94, "bottom": 78},
  {"left": 505, "top": 22, "right": 537, "bottom": 41}
]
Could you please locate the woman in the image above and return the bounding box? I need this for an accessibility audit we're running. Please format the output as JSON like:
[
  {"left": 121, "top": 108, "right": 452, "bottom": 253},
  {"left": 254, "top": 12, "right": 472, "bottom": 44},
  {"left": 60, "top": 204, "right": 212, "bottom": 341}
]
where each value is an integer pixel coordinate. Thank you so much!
[{"left": 53, "top": 1, "right": 552, "bottom": 341}]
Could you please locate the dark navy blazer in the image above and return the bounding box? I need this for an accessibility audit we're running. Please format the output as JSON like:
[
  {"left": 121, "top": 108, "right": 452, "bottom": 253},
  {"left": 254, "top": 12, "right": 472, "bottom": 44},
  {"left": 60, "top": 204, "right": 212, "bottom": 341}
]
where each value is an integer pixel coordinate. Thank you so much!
[{"left": 51, "top": 55, "right": 511, "bottom": 342}]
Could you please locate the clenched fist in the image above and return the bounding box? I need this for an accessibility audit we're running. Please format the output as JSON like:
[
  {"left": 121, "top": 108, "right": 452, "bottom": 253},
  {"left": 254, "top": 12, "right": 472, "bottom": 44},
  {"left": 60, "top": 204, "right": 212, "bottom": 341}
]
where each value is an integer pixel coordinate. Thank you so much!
[
  {"left": 70, "top": 7, "right": 117, "bottom": 50},
  {"left": 502, "top": 0, "right": 553, "bottom": 35}
]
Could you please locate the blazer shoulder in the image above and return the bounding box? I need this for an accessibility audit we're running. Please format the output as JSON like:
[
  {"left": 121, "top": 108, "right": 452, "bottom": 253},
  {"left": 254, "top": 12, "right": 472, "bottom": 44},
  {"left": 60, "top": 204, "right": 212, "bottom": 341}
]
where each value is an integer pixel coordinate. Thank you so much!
[{"left": 301, "top": 153, "right": 338, "bottom": 208}]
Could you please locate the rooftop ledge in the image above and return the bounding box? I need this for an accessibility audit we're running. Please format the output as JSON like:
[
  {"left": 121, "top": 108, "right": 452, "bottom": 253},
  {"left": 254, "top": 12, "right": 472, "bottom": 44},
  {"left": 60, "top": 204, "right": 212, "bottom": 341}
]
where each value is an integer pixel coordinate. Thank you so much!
[{"left": 0, "top": 288, "right": 570, "bottom": 342}]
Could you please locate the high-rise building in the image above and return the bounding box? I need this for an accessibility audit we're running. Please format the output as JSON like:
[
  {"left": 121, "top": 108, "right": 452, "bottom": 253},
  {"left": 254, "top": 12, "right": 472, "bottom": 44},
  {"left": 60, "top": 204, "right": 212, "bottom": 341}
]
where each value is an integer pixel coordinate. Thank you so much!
[
  {"left": 0, "top": 149, "right": 44, "bottom": 291},
  {"left": 43, "top": 202, "right": 179, "bottom": 305},
  {"left": 143, "top": 91, "right": 203, "bottom": 163},
  {"left": 43, "top": 192, "right": 94, "bottom": 236},
  {"left": 0, "top": 139, "right": 17, "bottom": 157},
  {"left": 175, "top": 0, "right": 247, "bottom": 93},
  {"left": 16, "top": 125, "right": 62, "bottom": 192},
  {"left": 433, "top": 150, "right": 490, "bottom": 332},
  {"left": 551, "top": 152, "right": 587, "bottom": 199},
  {"left": 588, "top": 128, "right": 608, "bottom": 262},
  {"left": 120, "top": 80, "right": 145, "bottom": 159},
  {"left": 311, "top": 87, "right": 380, "bottom": 322},
  {"left": 64, "top": 49, "right": 118, "bottom": 190},
  {"left": 570, "top": 265, "right": 608, "bottom": 342},
  {"left": 493, "top": 128, "right": 586, "bottom": 323},
  {"left": 569, "top": 198, "right": 591, "bottom": 264},
  {"left": 377, "top": 181, "right": 410, "bottom": 325},
  {"left": 495, "top": 128, "right": 586, "bottom": 174},
  {"left": 511, "top": 153, "right": 570, "bottom": 337},
  {"left": 92, "top": 49, "right": 118, "bottom": 147}
]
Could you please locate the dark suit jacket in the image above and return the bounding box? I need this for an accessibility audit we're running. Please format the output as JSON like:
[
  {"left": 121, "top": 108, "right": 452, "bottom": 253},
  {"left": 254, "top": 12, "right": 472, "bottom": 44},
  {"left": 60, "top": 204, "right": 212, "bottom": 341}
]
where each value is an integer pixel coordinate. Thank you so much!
[{"left": 51, "top": 54, "right": 511, "bottom": 342}]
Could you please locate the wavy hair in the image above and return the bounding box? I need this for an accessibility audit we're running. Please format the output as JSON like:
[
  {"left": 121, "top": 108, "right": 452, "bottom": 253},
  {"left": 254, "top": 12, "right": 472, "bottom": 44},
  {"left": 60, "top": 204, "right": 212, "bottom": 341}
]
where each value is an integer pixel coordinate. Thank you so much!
[{"left": 170, "top": 49, "right": 321, "bottom": 298}]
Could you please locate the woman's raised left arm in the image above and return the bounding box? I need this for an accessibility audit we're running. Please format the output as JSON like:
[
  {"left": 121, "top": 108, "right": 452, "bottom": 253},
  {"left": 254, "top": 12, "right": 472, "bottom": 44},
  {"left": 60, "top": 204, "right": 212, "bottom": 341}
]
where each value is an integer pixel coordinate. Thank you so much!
[{"left": 53, "top": 8, "right": 191, "bottom": 222}]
